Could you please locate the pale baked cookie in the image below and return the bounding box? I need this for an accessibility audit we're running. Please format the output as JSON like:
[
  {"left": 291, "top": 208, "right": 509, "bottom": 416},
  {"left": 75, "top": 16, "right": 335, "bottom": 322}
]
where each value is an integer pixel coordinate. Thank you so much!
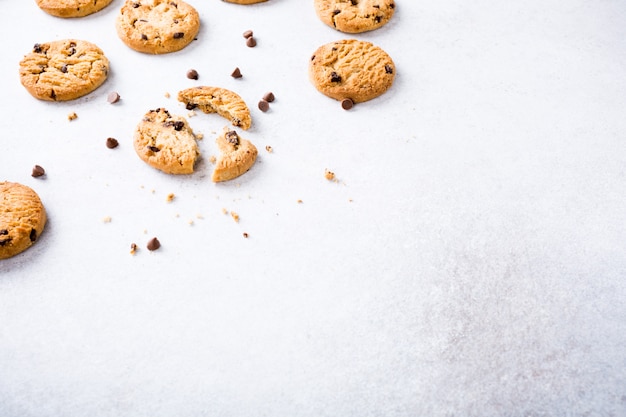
[
  {"left": 178, "top": 86, "right": 252, "bottom": 130},
  {"left": 116, "top": 0, "right": 200, "bottom": 54},
  {"left": 309, "top": 39, "right": 395, "bottom": 104},
  {"left": 133, "top": 108, "right": 200, "bottom": 174},
  {"left": 35, "top": 0, "right": 114, "bottom": 18},
  {"left": 19, "top": 39, "right": 109, "bottom": 101},
  {"left": 223, "top": 0, "right": 267, "bottom": 4},
  {"left": 0, "top": 182, "right": 47, "bottom": 260},
  {"left": 212, "top": 128, "right": 258, "bottom": 182},
  {"left": 314, "top": 0, "right": 396, "bottom": 33}
]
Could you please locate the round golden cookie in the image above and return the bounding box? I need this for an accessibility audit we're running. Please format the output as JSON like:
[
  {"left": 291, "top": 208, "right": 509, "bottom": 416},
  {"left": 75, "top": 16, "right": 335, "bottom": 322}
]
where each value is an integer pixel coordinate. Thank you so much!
[
  {"left": 309, "top": 39, "right": 396, "bottom": 104},
  {"left": 134, "top": 108, "right": 200, "bottom": 174},
  {"left": 35, "top": 0, "right": 114, "bottom": 18},
  {"left": 314, "top": 0, "right": 396, "bottom": 33},
  {"left": 222, "top": 0, "right": 267, "bottom": 4},
  {"left": 19, "top": 39, "right": 110, "bottom": 101},
  {"left": 212, "top": 128, "right": 258, "bottom": 182},
  {"left": 178, "top": 86, "right": 252, "bottom": 130},
  {"left": 116, "top": 0, "right": 200, "bottom": 54},
  {"left": 0, "top": 182, "right": 47, "bottom": 260}
]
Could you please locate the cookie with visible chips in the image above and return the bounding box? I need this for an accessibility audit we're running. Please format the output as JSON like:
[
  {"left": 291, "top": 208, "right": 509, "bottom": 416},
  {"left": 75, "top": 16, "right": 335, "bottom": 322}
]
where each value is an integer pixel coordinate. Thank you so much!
[
  {"left": 0, "top": 182, "right": 47, "bottom": 260},
  {"left": 309, "top": 39, "right": 395, "bottom": 104},
  {"left": 19, "top": 39, "right": 109, "bottom": 101},
  {"left": 178, "top": 86, "right": 252, "bottom": 130},
  {"left": 314, "top": 0, "right": 396, "bottom": 33},
  {"left": 35, "top": 0, "right": 114, "bottom": 18},
  {"left": 116, "top": 0, "right": 200, "bottom": 54},
  {"left": 133, "top": 108, "right": 200, "bottom": 174},
  {"left": 212, "top": 128, "right": 258, "bottom": 182},
  {"left": 223, "top": 0, "right": 267, "bottom": 4}
]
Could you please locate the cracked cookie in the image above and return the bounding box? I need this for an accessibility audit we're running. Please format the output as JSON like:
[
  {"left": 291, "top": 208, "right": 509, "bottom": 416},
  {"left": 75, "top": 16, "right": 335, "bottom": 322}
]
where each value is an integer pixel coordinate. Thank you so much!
[
  {"left": 116, "top": 0, "right": 200, "bottom": 54},
  {"left": 35, "top": 0, "right": 114, "bottom": 18},
  {"left": 309, "top": 39, "right": 396, "bottom": 104},
  {"left": 19, "top": 39, "right": 109, "bottom": 101},
  {"left": 314, "top": 0, "right": 396, "bottom": 33},
  {"left": 212, "top": 128, "right": 258, "bottom": 182},
  {"left": 178, "top": 86, "right": 252, "bottom": 130},
  {"left": 0, "top": 182, "right": 47, "bottom": 260},
  {"left": 133, "top": 108, "right": 200, "bottom": 174}
]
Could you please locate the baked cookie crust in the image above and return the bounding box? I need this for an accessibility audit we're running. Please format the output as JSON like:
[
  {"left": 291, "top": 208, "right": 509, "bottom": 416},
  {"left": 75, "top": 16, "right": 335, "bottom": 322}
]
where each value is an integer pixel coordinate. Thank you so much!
[
  {"left": 314, "top": 0, "right": 396, "bottom": 33},
  {"left": 0, "top": 182, "right": 47, "bottom": 260},
  {"left": 212, "top": 128, "right": 258, "bottom": 182},
  {"left": 178, "top": 86, "right": 252, "bottom": 130},
  {"left": 116, "top": 0, "right": 200, "bottom": 54},
  {"left": 19, "top": 39, "right": 109, "bottom": 101},
  {"left": 309, "top": 39, "right": 396, "bottom": 103},
  {"left": 222, "top": 0, "right": 268, "bottom": 4},
  {"left": 35, "top": 0, "right": 114, "bottom": 18}
]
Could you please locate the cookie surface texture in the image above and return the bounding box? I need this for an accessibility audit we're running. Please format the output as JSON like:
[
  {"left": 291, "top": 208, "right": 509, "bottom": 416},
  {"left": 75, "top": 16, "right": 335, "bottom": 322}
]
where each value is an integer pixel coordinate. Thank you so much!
[
  {"left": 314, "top": 0, "right": 396, "bottom": 33},
  {"left": 0, "top": 182, "right": 47, "bottom": 260},
  {"left": 222, "top": 0, "right": 267, "bottom": 4},
  {"left": 212, "top": 128, "right": 258, "bottom": 182},
  {"left": 309, "top": 39, "right": 395, "bottom": 103},
  {"left": 19, "top": 39, "right": 109, "bottom": 101},
  {"left": 116, "top": 0, "right": 200, "bottom": 54},
  {"left": 35, "top": 0, "right": 114, "bottom": 18},
  {"left": 178, "top": 87, "right": 252, "bottom": 130},
  {"left": 134, "top": 108, "right": 200, "bottom": 174}
]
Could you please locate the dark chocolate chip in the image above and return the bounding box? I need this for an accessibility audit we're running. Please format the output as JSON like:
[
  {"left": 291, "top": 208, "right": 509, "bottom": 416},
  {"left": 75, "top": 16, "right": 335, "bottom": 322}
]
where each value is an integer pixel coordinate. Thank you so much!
[
  {"left": 107, "top": 91, "right": 120, "bottom": 103},
  {"left": 258, "top": 99, "right": 269, "bottom": 112},
  {"left": 147, "top": 237, "right": 161, "bottom": 251},
  {"left": 31, "top": 165, "right": 45, "bottom": 178},
  {"left": 29, "top": 229, "right": 37, "bottom": 242},
  {"left": 330, "top": 72, "right": 342, "bottom": 83},
  {"left": 263, "top": 92, "right": 275, "bottom": 102},
  {"left": 60, "top": 64, "right": 68, "bottom": 73},
  {"left": 225, "top": 130, "right": 240, "bottom": 145},
  {"left": 341, "top": 98, "right": 354, "bottom": 110},
  {"left": 185, "top": 103, "right": 198, "bottom": 111},
  {"left": 246, "top": 36, "right": 257, "bottom": 47},
  {"left": 148, "top": 146, "right": 160, "bottom": 152},
  {"left": 173, "top": 121, "right": 184, "bottom": 131},
  {"left": 231, "top": 67, "right": 242, "bottom": 79},
  {"left": 106, "top": 138, "right": 119, "bottom": 149},
  {"left": 0, "top": 229, "right": 8, "bottom": 235},
  {"left": 132, "top": 2, "right": 140, "bottom": 7},
  {"left": 141, "top": 34, "right": 148, "bottom": 41},
  {"left": 385, "top": 64, "right": 394, "bottom": 74},
  {"left": 186, "top": 69, "right": 199, "bottom": 80},
  {"left": 173, "top": 32, "right": 185, "bottom": 39},
  {"left": 375, "top": 16, "right": 382, "bottom": 23},
  {"left": 170, "top": 2, "right": 177, "bottom": 7},
  {"left": 243, "top": 30, "right": 253, "bottom": 39},
  {"left": 33, "top": 43, "right": 43, "bottom": 53},
  {"left": 333, "top": 9, "right": 340, "bottom": 15},
  {"left": 0, "top": 237, "right": 11, "bottom": 247}
]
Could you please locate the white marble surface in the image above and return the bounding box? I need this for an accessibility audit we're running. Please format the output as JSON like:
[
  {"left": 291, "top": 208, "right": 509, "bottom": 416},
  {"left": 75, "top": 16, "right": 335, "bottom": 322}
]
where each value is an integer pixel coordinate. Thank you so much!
[{"left": 1, "top": 1, "right": 626, "bottom": 416}]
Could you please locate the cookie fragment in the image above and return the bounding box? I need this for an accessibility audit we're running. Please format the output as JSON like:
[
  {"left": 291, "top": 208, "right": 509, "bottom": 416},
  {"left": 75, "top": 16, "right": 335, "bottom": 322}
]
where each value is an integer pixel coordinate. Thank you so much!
[
  {"left": 133, "top": 108, "right": 199, "bottom": 174},
  {"left": 223, "top": 0, "right": 268, "bottom": 4},
  {"left": 0, "top": 182, "right": 47, "bottom": 260},
  {"left": 178, "top": 86, "right": 252, "bottom": 130},
  {"left": 212, "top": 128, "right": 258, "bottom": 182}
]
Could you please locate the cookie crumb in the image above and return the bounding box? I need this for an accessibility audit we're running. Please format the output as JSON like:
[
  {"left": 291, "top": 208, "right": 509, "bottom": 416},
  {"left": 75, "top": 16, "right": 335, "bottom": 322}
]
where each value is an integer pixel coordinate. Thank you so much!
[
  {"left": 166, "top": 193, "right": 175, "bottom": 202},
  {"left": 297, "top": 199, "right": 303, "bottom": 204},
  {"left": 265, "top": 145, "right": 273, "bottom": 153},
  {"left": 231, "top": 212, "right": 240, "bottom": 223},
  {"left": 188, "top": 110, "right": 197, "bottom": 117},
  {"left": 130, "top": 243, "right": 138, "bottom": 255},
  {"left": 209, "top": 155, "right": 217, "bottom": 164},
  {"left": 102, "top": 216, "right": 112, "bottom": 223},
  {"left": 243, "top": 232, "right": 249, "bottom": 238},
  {"left": 324, "top": 169, "right": 335, "bottom": 181},
  {"left": 107, "top": 91, "right": 121, "bottom": 104},
  {"left": 67, "top": 112, "right": 78, "bottom": 121},
  {"left": 106, "top": 137, "right": 119, "bottom": 149},
  {"left": 196, "top": 214, "right": 204, "bottom": 219},
  {"left": 147, "top": 237, "right": 161, "bottom": 251},
  {"left": 31, "top": 165, "right": 45, "bottom": 178},
  {"left": 222, "top": 208, "right": 229, "bottom": 215},
  {"left": 188, "top": 219, "right": 195, "bottom": 226}
]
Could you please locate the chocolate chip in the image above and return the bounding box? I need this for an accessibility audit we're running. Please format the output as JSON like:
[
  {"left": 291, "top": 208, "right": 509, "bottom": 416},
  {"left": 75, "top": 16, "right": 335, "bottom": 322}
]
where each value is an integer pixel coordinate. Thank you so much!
[
  {"left": 341, "top": 98, "right": 354, "bottom": 110},
  {"left": 31, "top": 165, "right": 45, "bottom": 178},
  {"left": 385, "top": 64, "right": 394, "bottom": 74},
  {"left": 107, "top": 91, "right": 120, "bottom": 103},
  {"left": 246, "top": 36, "right": 257, "bottom": 48},
  {"left": 225, "top": 130, "right": 240, "bottom": 145},
  {"left": 68, "top": 47, "right": 76, "bottom": 56},
  {"left": 231, "top": 67, "right": 242, "bottom": 79},
  {"left": 375, "top": 16, "right": 382, "bottom": 23},
  {"left": 106, "top": 138, "right": 119, "bottom": 149},
  {"left": 333, "top": 9, "right": 340, "bottom": 15},
  {"left": 132, "top": 2, "right": 140, "bottom": 7},
  {"left": 243, "top": 232, "right": 249, "bottom": 238},
  {"left": 173, "top": 121, "right": 184, "bottom": 131},
  {"left": 50, "top": 89, "right": 56, "bottom": 100},
  {"left": 60, "top": 64, "right": 68, "bottom": 73},
  {"left": 0, "top": 229, "right": 8, "bottom": 236},
  {"left": 243, "top": 30, "right": 253, "bottom": 39},
  {"left": 330, "top": 72, "right": 342, "bottom": 83},
  {"left": 148, "top": 146, "right": 160, "bottom": 152},
  {"left": 33, "top": 43, "right": 43, "bottom": 53},
  {"left": 141, "top": 34, "right": 148, "bottom": 40},
  {"left": 185, "top": 102, "right": 198, "bottom": 110},
  {"left": 258, "top": 99, "right": 269, "bottom": 112},
  {"left": 0, "top": 237, "right": 11, "bottom": 247},
  {"left": 29, "top": 229, "right": 37, "bottom": 242},
  {"left": 173, "top": 32, "right": 185, "bottom": 39},
  {"left": 147, "top": 237, "right": 161, "bottom": 251},
  {"left": 263, "top": 92, "right": 275, "bottom": 102},
  {"left": 186, "top": 69, "right": 198, "bottom": 80}
]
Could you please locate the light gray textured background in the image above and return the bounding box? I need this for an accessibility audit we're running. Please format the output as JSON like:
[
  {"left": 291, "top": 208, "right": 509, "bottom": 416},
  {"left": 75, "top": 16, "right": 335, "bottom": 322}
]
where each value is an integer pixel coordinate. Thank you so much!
[{"left": 1, "top": 1, "right": 625, "bottom": 416}]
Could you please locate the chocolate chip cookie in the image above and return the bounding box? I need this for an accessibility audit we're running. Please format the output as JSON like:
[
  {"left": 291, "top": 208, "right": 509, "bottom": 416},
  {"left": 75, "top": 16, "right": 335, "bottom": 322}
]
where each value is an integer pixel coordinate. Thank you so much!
[
  {"left": 212, "top": 128, "right": 258, "bottom": 182},
  {"left": 178, "top": 86, "right": 252, "bottom": 130},
  {"left": 35, "top": 0, "right": 114, "bottom": 18},
  {"left": 0, "top": 182, "right": 47, "bottom": 260},
  {"left": 19, "top": 39, "right": 110, "bottom": 101},
  {"left": 309, "top": 39, "right": 396, "bottom": 104},
  {"left": 314, "top": 0, "right": 396, "bottom": 33},
  {"left": 116, "top": 0, "right": 200, "bottom": 54}
]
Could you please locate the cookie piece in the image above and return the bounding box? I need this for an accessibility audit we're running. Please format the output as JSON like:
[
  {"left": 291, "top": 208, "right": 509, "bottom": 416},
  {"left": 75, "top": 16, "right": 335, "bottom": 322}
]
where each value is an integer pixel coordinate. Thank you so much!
[
  {"left": 223, "top": 0, "right": 267, "bottom": 3},
  {"left": 133, "top": 108, "right": 200, "bottom": 174},
  {"left": 35, "top": 0, "right": 114, "bottom": 18},
  {"left": 314, "top": 0, "right": 396, "bottom": 33},
  {"left": 309, "top": 39, "right": 395, "bottom": 104},
  {"left": 0, "top": 182, "right": 47, "bottom": 260},
  {"left": 116, "top": 0, "right": 200, "bottom": 54},
  {"left": 19, "top": 39, "right": 109, "bottom": 101},
  {"left": 212, "top": 128, "right": 258, "bottom": 182},
  {"left": 178, "top": 87, "right": 252, "bottom": 130}
]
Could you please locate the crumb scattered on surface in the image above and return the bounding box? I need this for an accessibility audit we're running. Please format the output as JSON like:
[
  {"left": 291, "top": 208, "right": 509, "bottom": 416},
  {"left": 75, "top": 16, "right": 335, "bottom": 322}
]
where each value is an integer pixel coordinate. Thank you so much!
[
  {"left": 164, "top": 92, "right": 171, "bottom": 98},
  {"left": 243, "top": 232, "right": 249, "bottom": 238},
  {"left": 265, "top": 145, "right": 273, "bottom": 153},
  {"left": 222, "top": 208, "right": 229, "bottom": 215},
  {"left": 195, "top": 132, "right": 204, "bottom": 140},
  {"left": 166, "top": 193, "right": 175, "bottom": 202},
  {"left": 297, "top": 199, "right": 303, "bottom": 204},
  {"left": 102, "top": 216, "right": 112, "bottom": 223},
  {"left": 188, "top": 110, "right": 197, "bottom": 117},
  {"left": 196, "top": 214, "right": 204, "bottom": 219},
  {"left": 231, "top": 212, "right": 240, "bottom": 223},
  {"left": 130, "top": 243, "right": 138, "bottom": 255},
  {"left": 188, "top": 220, "right": 194, "bottom": 226},
  {"left": 209, "top": 155, "right": 217, "bottom": 164},
  {"left": 68, "top": 112, "right": 78, "bottom": 121},
  {"left": 324, "top": 169, "right": 335, "bottom": 181}
]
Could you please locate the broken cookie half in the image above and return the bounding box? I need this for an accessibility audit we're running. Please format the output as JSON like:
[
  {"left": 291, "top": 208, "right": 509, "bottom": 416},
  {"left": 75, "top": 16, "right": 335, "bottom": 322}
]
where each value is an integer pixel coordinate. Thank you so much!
[
  {"left": 178, "top": 86, "right": 252, "bottom": 130},
  {"left": 212, "top": 127, "right": 258, "bottom": 182}
]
